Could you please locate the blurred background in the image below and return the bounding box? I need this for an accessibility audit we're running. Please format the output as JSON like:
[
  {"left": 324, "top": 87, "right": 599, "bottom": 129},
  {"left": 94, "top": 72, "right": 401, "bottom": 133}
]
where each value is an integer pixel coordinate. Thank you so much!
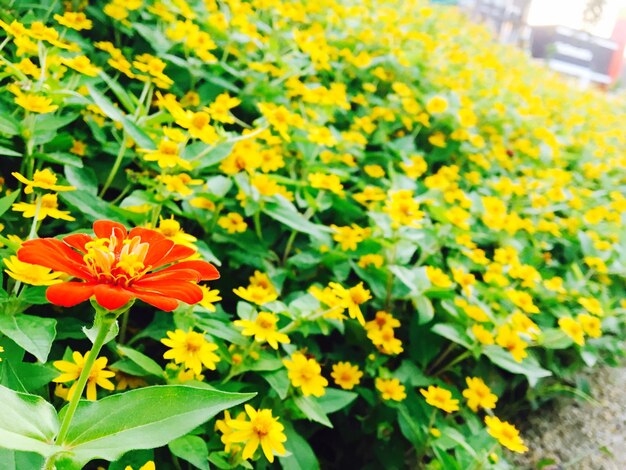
[{"left": 457, "top": 0, "right": 626, "bottom": 89}]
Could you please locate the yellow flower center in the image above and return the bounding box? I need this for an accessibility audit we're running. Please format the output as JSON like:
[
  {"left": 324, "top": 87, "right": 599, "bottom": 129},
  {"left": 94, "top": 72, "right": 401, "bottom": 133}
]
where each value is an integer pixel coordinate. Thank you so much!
[
  {"left": 83, "top": 235, "right": 149, "bottom": 286},
  {"left": 33, "top": 169, "right": 57, "bottom": 185},
  {"left": 184, "top": 334, "right": 204, "bottom": 352},
  {"left": 191, "top": 112, "right": 209, "bottom": 130},
  {"left": 252, "top": 415, "right": 272, "bottom": 438}
]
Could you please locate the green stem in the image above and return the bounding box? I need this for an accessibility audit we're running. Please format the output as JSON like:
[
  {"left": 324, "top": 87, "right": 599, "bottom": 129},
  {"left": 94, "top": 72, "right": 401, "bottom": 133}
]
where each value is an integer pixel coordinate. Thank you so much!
[
  {"left": 55, "top": 318, "right": 115, "bottom": 444},
  {"left": 99, "top": 133, "right": 128, "bottom": 198},
  {"left": 281, "top": 230, "right": 297, "bottom": 264},
  {"left": 253, "top": 211, "right": 263, "bottom": 240},
  {"left": 434, "top": 351, "right": 472, "bottom": 377},
  {"left": 118, "top": 309, "right": 130, "bottom": 345}
]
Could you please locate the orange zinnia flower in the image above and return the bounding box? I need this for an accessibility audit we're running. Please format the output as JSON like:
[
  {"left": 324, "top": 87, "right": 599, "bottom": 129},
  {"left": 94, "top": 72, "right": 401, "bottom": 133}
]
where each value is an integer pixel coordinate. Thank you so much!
[{"left": 17, "top": 220, "right": 219, "bottom": 311}]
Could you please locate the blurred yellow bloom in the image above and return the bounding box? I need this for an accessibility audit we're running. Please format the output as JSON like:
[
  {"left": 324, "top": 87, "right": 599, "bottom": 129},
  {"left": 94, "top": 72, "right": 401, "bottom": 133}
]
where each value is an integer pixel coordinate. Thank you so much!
[
  {"left": 331, "top": 362, "right": 363, "bottom": 390},
  {"left": 218, "top": 213, "right": 247, "bottom": 233},
  {"left": 13, "top": 169, "right": 75, "bottom": 195},
  {"left": 53, "top": 351, "right": 115, "bottom": 401},
  {"left": 485, "top": 416, "right": 527, "bottom": 453},
  {"left": 283, "top": 352, "right": 327, "bottom": 397},
  {"left": 235, "top": 312, "right": 290, "bottom": 350},
  {"left": 462, "top": 377, "right": 498, "bottom": 412},
  {"left": 3, "top": 255, "right": 64, "bottom": 286},
  {"left": 12, "top": 194, "right": 75, "bottom": 221},
  {"left": 376, "top": 378, "right": 406, "bottom": 401},
  {"left": 420, "top": 385, "right": 459, "bottom": 413},
  {"left": 161, "top": 329, "right": 220, "bottom": 374}
]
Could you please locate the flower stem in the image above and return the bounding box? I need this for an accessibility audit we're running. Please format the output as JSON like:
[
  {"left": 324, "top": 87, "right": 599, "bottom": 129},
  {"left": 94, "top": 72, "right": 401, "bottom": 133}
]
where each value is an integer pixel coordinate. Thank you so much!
[
  {"left": 99, "top": 132, "right": 128, "bottom": 198},
  {"left": 55, "top": 317, "right": 115, "bottom": 444}
]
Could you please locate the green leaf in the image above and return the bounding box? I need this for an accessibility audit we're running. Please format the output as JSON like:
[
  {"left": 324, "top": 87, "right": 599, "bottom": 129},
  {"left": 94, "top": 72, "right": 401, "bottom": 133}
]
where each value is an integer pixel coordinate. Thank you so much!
[
  {"left": 537, "top": 328, "right": 573, "bottom": 349},
  {"left": 0, "top": 449, "right": 44, "bottom": 470},
  {"left": 0, "top": 146, "right": 22, "bottom": 157},
  {"left": 293, "top": 395, "right": 333, "bottom": 428},
  {"left": 431, "top": 323, "right": 471, "bottom": 349},
  {"left": 19, "top": 286, "right": 49, "bottom": 305},
  {"left": 87, "top": 84, "right": 125, "bottom": 122},
  {"left": 116, "top": 345, "right": 164, "bottom": 377},
  {"left": 0, "top": 314, "right": 56, "bottom": 363},
  {"left": 0, "top": 113, "right": 20, "bottom": 135},
  {"left": 65, "top": 165, "right": 98, "bottom": 195},
  {"left": 317, "top": 388, "right": 357, "bottom": 414},
  {"left": 415, "top": 296, "right": 434, "bottom": 324},
  {"left": 121, "top": 117, "right": 155, "bottom": 150},
  {"left": 168, "top": 435, "right": 209, "bottom": 470},
  {"left": 60, "top": 190, "right": 126, "bottom": 222},
  {"left": 99, "top": 71, "right": 135, "bottom": 114},
  {"left": 0, "top": 190, "right": 21, "bottom": 218},
  {"left": 483, "top": 346, "right": 551, "bottom": 385},
  {"left": 278, "top": 422, "right": 320, "bottom": 470},
  {"left": 0, "top": 385, "right": 59, "bottom": 456},
  {"left": 263, "top": 200, "right": 329, "bottom": 242},
  {"left": 261, "top": 369, "right": 290, "bottom": 399},
  {"left": 61, "top": 385, "right": 254, "bottom": 465}
]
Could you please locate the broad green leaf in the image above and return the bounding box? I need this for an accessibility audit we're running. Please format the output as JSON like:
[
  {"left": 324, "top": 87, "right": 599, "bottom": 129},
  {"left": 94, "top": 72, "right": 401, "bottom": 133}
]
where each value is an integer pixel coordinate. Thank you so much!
[
  {"left": 0, "top": 385, "right": 59, "bottom": 456},
  {"left": 0, "top": 314, "right": 56, "bottom": 363},
  {"left": 537, "top": 328, "right": 573, "bottom": 349},
  {"left": 293, "top": 395, "right": 333, "bottom": 428},
  {"left": 0, "top": 449, "right": 44, "bottom": 469},
  {"left": 19, "top": 286, "right": 48, "bottom": 305},
  {"left": 168, "top": 435, "right": 209, "bottom": 470},
  {"left": 261, "top": 369, "right": 290, "bottom": 399},
  {"left": 61, "top": 385, "right": 254, "bottom": 465},
  {"left": 193, "top": 142, "right": 234, "bottom": 169},
  {"left": 116, "top": 345, "right": 164, "bottom": 377},
  {"left": 483, "top": 346, "right": 551, "bottom": 385},
  {"left": 60, "top": 190, "right": 126, "bottom": 222},
  {"left": 415, "top": 296, "right": 434, "bottom": 324},
  {"left": 278, "top": 422, "right": 320, "bottom": 470},
  {"left": 431, "top": 323, "right": 471, "bottom": 349},
  {"left": 87, "top": 84, "right": 125, "bottom": 122},
  {"left": 0, "top": 146, "right": 21, "bottom": 157},
  {"left": 262, "top": 200, "right": 330, "bottom": 241},
  {"left": 0, "top": 113, "right": 20, "bottom": 135},
  {"left": 317, "top": 388, "right": 357, "bottom": 414},
  {"left": 121, "top": 117, "right": 155, "bottom": 150},
  {"left": 99, "top": 71, "right": 135, "bottom": 113},
  {"left": 65, "top": 165, "right": 98, "bottom": 195},
  {"left": 0, "top": 190, "right": 21, "bottom": 218}
]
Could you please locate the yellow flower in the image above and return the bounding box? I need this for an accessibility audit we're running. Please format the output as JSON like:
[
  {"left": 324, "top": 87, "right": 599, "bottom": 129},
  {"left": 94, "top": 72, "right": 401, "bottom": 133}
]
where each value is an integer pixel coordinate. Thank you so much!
[
  {"left": 3, "top": 255, "right": 64, "bottom": 286},
  {"left": 578, "top": 297, "right": 604, "bottom": 316},
  {"left": 376, "top": 378, "right": 406, "bottom": 401},
  {"left": 472, "top": 324, "right": 495, "bottom": 345},
  {"left": 140, "top": 139, "right": 191, "bottom": 170},
  {"left": 507, "top": 290, "right": 539, "bottom": 314},
  {"left": 54, "top": 11, "right": 93, "bottom": 31},
  {"left": 365, "top": 311, "right": 401, "bottom": 331},
  {"left": 400, "top": 155, "right": 428, "bottom": 179},
  {"left": 308, "top": 172, "right": 344, "bottom": 196},
  {"left": 60, "top": 55, "right": 101, "bottom": 77},
  {"left": 12, "top": 169, "right": 75, "bottom": 194},
  {"left": 426, "top": 266, "right": 452, "bottom": 288},
  {"left": 233, "top": 284, "right": 278, "bottom": 305},
  {"left": 12, "top": 193, "right": 75, "bottom": 221},
  {"left": 206, "top": 92, "right": 241, "bottom": 124},
  {"left": 328, "top": 282, "right": 371, "bottom": 325},
  {"left": 199, "top": 286, "right": 222, "bottom": 312},
  {"left": 53, "top": 351, "right": 115, "bottom": 401},
  {"left": 363, "top": 164, "right": 385, "bottom": 178},
  {"left": 70, "top": 139, "right": 87, "bottom": 156},
  {"left": 368, "top": 326, "right": 404, "bottom": 355},
  {"left": 218, "top": 213, "right": 247, "bottom": 233},
  {"left": 426, "top": 95, "right": 448, "bottom": 114},
  {"left": 496, "top": 324, "right": 528, "bottom": 362},
  {"left": 578, "top": 313, "right": 602, "bottom": 338},
  {"left": 226, "top": 405, "right": 287, "bottom": 463},
  {"left": 558, "top": 317, "right": 585, "bottom": 346},
  {"left": 420, "top": 385, "right": 459, "bottom": 413},
  {"left": 331, "top": 224, "right": 370, "bottom": 251},
  {"left": 161, "top": 329, "right": 220, "bottom": 375},
  {"left": 484, "top": 416, "right": 528, "bottom": 453},
  {"left": 0, "top": 346, "right": 4, "bottom": 361},
  {"left": 215, "top": 410, "right": 245, "bottom": 454},
  {"left": 331, "top": 362, "right": 363, "bottom": 390},
  {"left": 357, "top": 254, "right": 384, "bottom": 269},
  {"left": 234, "top": 312, "right": 290, "bottom": 350},
  {"left": 462, "top": 377, "right": 498, "bottom": 412},
  {"left": 14, "top": 93, "right": 58, "bottom": 113},
  {"left": 156, "top": 217, "right": 197, "bottom": 247},
  {"left": 283, "top": 352, "right": 328, "bottom": 397}
]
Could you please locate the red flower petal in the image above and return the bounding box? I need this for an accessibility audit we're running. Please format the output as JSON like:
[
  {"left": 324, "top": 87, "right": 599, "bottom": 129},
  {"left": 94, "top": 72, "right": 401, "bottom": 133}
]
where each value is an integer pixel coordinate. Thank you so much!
[
  {"left": 63, "top": 233, "right": 93, "bottom": 253},
  {"left": 47, "top": 282, "right": 95, "bottom": 307},
  {"left": 93, "top": 284, "right": 133, "bottom": 310},
  {"left": 141, "top": 260, "right": 220, "bottom": 282},
  {"left": 19, "top": 239, "right": 91, "bottom": 279},
  {"left": 131, "top": 280, "right": 203, "bottom": 304},
  {"left": 126, "top": 291, "right": 179, "bottom": 312},
  {"left": 93, "top": 220, "right": 128, "bottom": 240},
  {"left": 138, "top": 268, "right": 206, "bottom": 283},
  {"left": 143, "top": 238, "right": 176, "bottom": 267},
  {"left": 151, "top": 245, "right": 197, "bottom": 270}
]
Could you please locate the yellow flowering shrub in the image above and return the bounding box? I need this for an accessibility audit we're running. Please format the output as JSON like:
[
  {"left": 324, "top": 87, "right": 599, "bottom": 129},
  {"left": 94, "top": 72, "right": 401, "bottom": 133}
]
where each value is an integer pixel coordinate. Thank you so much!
[{"left": 0, "top": 0, "right": 624, "bottom": 468}]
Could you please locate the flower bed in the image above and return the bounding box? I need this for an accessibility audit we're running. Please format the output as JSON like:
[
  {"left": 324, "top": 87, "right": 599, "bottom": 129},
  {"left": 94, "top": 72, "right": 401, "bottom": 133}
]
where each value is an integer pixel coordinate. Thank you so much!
[{"left": 0, "top": 1, "right": 624, "bottom": 468}]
